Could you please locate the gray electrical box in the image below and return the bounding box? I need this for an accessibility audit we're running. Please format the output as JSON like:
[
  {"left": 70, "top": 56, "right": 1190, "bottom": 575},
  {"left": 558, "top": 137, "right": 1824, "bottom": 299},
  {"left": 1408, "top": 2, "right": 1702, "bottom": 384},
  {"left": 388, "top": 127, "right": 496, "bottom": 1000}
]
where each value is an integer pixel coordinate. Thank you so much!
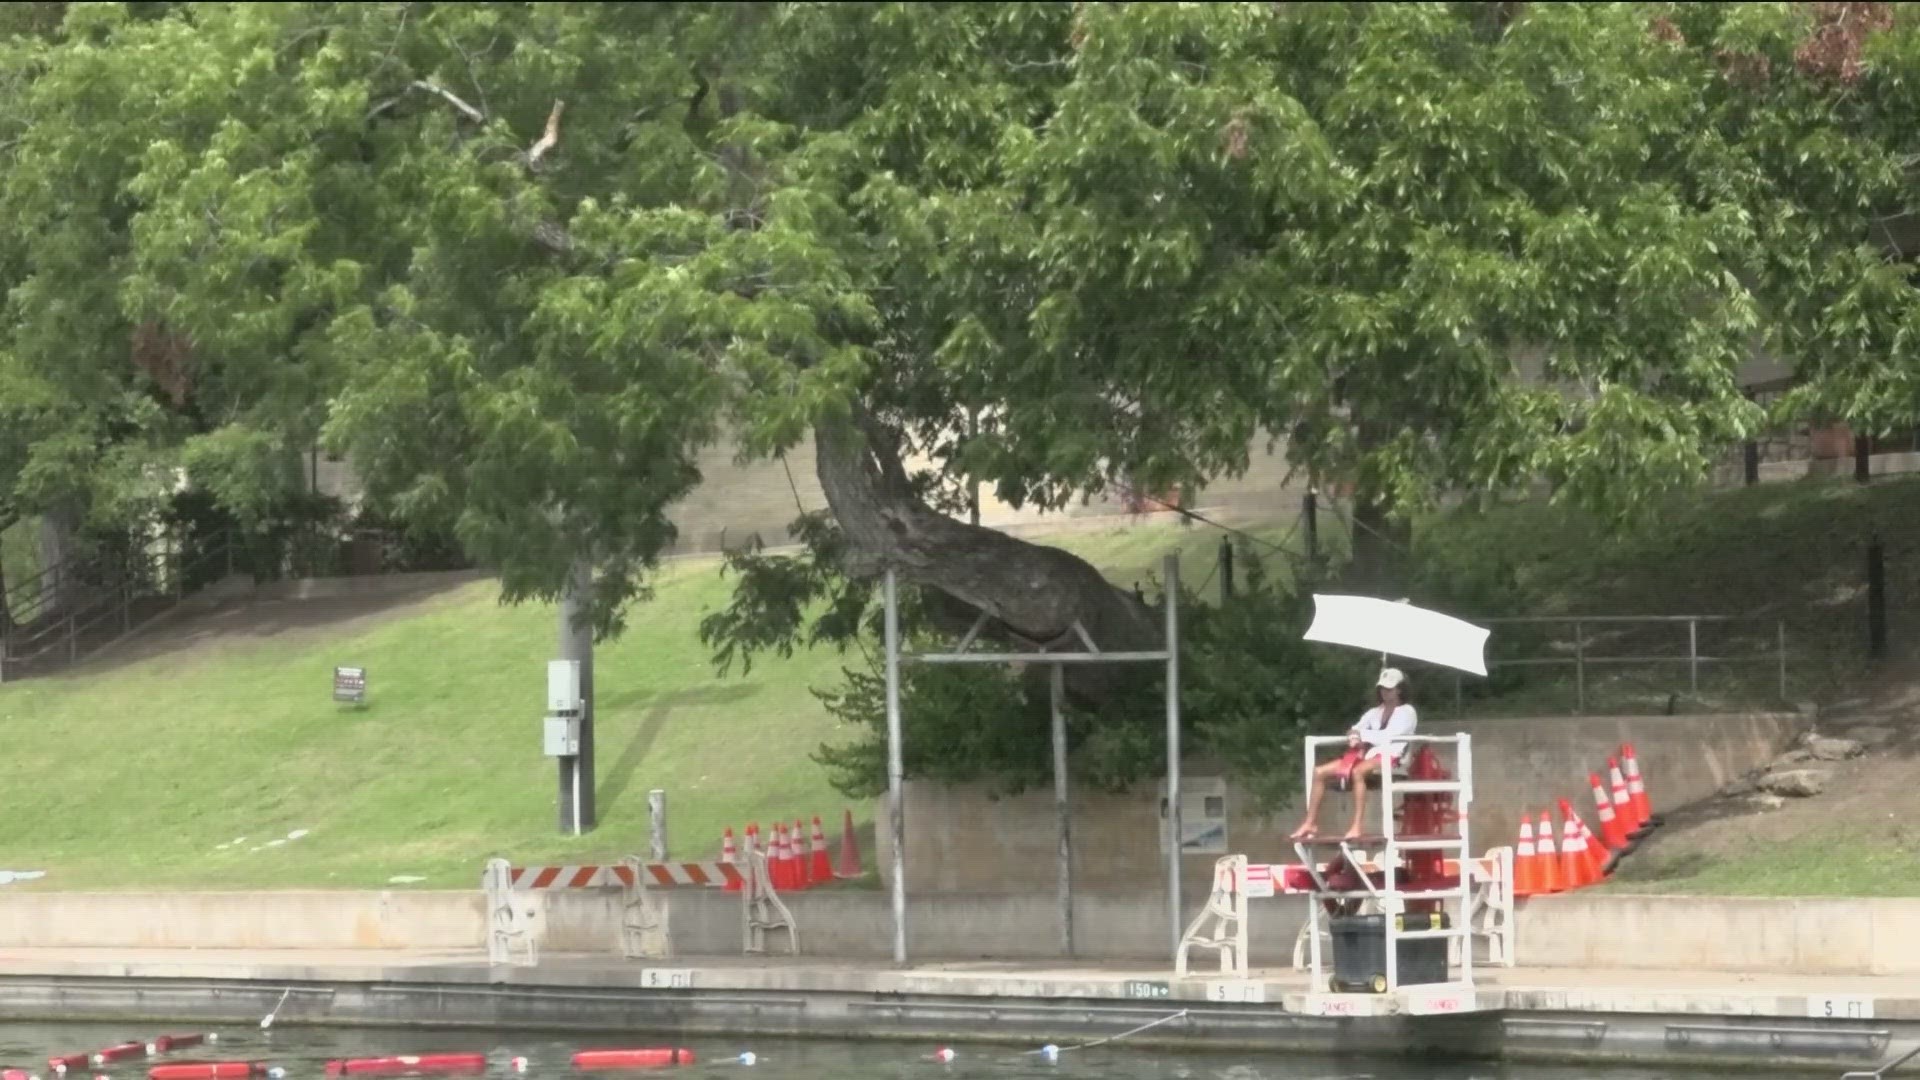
[
  {"left": 544, "top": 714, "right": 580, "bottom": 757},
  {"left": 547, "top": 660, "right": 582, "bottom": 713},
  {"left": 544, "top": 659, "right": 583, "bottom": 757}
]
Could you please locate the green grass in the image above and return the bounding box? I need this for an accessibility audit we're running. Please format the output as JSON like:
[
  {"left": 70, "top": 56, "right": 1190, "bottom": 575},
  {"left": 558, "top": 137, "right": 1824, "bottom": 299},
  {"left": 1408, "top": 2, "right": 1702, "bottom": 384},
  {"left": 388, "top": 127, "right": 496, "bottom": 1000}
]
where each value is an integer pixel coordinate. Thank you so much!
[
  {"left": 0, "top": 517, "right": 1276, "bottom": 891},
  {"left": 1603, "top": 830, "right": 1920, "bottom": 897}
]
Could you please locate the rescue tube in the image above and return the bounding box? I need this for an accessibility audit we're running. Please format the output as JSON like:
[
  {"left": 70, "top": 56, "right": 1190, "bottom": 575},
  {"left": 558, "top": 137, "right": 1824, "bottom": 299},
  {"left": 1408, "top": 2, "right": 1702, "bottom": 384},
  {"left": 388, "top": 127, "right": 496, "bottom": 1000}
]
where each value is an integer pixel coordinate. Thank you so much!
[
  {"left": 147, "top": 1036, "right": 212, "bottom": 1057},
  {"left": 323, "top": 1056, "right": 489, "bottom": 1076},
  {"left": 148, "top": 1064, "right": 279, "bottom": 1080},
  {"left": 570, "top": 1049, "right": 696, "bottom": 1070},
  {"left": 93, "top": 1044, "right": 147, "bottom": 1066},
  {"left": 48, "top": 1056, "right": 90, "bottom": 1074}
]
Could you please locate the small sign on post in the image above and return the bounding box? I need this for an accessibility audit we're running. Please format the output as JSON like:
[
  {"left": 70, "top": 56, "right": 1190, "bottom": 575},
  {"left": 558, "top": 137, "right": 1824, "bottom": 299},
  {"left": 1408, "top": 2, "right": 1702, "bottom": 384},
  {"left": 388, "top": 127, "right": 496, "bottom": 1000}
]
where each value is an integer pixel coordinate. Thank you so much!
[{"left": 333, "top": 666, "right": 367, "bottom": 706}]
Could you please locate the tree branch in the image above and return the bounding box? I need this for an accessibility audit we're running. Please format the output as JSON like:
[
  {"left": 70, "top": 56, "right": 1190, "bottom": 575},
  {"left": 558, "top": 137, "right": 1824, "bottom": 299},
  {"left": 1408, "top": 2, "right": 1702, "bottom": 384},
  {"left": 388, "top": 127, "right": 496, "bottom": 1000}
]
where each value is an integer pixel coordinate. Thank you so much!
[
  {"left": 411, "top": 79, "right": 486, "bottom": 124},
  {"left": 526, "top": 100, "right": 564, "bottom": 170},
  {"left": 366, "top": 79, "right": 486, "bottom": 124}
]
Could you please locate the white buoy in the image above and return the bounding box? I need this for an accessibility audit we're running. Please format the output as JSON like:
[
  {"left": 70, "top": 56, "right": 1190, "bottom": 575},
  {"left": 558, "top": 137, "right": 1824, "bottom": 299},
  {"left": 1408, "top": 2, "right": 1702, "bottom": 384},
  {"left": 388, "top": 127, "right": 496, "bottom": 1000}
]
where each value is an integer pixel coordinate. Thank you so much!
[
  {"left": 1040, "top": 1044, "right": 1061, "bottom": 1062},
  {"left": 933, "top": 1048, "right": 956, "bottom": 1064},
  {"left": 509, "top": 1057, "right": 529, "bottom": 1073},
  {"left": 734, "top": 1052, "right": 757, "bottom": 1066}
]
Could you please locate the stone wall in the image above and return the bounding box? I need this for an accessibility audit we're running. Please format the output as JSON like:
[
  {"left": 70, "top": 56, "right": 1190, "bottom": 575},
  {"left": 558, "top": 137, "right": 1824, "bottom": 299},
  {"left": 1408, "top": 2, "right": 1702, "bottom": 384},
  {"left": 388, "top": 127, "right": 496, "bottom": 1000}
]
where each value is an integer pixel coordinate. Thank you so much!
[{"left": 875, "top": 711, "right": 1809, "bottom": 897}]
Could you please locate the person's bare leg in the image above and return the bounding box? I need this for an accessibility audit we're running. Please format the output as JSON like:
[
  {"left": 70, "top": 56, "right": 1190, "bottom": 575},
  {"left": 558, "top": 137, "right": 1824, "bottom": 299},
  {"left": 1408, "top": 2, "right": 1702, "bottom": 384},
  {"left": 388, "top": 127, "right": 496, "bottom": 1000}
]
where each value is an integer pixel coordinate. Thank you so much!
[
  {"left": 1291, "top": 761, "right": 1343, "bottom": 839},
  {"left": 1344, "top": 756, "right": 1382, "bottom": 840}
]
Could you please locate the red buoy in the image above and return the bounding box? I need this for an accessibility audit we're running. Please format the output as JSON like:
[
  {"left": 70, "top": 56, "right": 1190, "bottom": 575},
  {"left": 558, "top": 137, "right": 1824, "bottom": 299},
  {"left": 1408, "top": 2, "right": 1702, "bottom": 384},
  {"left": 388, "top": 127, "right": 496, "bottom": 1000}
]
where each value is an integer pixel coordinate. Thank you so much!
[
  {"left": 5, "top": 1067, "right": 41, "bottom": 1080},
  {"left": 92, "top": 1044, "right": 147, "bottom": 1066},
  {"left": 323, "top": 1056, "right": 489, "bottom": 1077},
  {"left": 148, "top": 1064, "right": 267, "bottom": 1080},
  {"left": 49, "top": 1056, "right": 90, "bottom": 1074},
  {"left": 570, "top": 1049, "right": 696, "bottom": 1070}
]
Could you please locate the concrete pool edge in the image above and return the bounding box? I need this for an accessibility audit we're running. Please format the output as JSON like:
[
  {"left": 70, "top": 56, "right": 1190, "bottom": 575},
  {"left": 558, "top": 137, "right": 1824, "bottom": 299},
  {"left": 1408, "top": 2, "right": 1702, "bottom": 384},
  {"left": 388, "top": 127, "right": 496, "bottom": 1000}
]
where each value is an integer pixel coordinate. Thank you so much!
[{"left": 0, "top": 953, "right": 1908, "bottom": 1072}]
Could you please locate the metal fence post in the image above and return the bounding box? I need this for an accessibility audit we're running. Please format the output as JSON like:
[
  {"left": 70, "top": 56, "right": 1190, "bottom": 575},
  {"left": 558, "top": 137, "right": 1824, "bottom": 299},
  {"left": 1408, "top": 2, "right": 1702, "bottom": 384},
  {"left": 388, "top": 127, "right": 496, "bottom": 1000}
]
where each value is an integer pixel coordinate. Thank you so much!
[
  {"left": 1869, "top": 535, "right": 1889, "bottom": 660},
  {"left": 1688, "top": 619, "right": 1699, "bottom": 693},
  {"left": 1777, "top": 620, "right": 1788, "bottom": 702},
  {"left": 1573, "top": 620, "right": 1585, "bottom": 714}
]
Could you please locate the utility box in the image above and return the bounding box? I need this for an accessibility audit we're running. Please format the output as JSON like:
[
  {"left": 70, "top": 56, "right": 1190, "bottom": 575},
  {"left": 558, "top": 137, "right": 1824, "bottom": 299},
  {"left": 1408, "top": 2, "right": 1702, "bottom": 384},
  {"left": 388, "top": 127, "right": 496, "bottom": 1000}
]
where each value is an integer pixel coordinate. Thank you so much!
[
  {"left": 547, "top": 660, "right": 583, "bottom": 713},
  {"left": 544, "top": 660, "right": 583, "bottom": 757},
  {"left": 543, "top": 714, "right": 580, "bottom": 757}
]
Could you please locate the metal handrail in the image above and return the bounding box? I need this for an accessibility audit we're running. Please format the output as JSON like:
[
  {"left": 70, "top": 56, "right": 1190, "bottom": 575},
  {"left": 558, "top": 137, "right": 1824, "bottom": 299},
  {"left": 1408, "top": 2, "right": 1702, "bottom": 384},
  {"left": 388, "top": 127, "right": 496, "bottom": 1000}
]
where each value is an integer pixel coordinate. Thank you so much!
[
  {"left": 1446, "top": 614, "right": 1789, "bottom": 714},
  {"left": 1, "top": 532, "right": 235, "bottom": 676}
]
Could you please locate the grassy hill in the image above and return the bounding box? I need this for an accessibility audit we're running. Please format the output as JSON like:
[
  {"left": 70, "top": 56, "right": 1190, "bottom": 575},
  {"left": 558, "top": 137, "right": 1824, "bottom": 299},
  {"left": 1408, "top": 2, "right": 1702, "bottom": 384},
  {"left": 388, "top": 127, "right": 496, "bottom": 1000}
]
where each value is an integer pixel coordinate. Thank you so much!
[
  {"left": 5, "top": 471, "right": 1916, "bottom": 896},
  {"left": 0, "top": 517, "right": 1267, "bottom": 891}
]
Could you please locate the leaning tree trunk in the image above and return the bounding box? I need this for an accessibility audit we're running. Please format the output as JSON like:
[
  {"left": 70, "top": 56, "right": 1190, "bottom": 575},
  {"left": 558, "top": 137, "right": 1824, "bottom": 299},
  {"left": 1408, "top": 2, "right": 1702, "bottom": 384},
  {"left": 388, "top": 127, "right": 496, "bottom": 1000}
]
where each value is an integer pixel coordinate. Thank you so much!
[{"left": 813, "top": 410, "right": 1162, "bottom": 705}]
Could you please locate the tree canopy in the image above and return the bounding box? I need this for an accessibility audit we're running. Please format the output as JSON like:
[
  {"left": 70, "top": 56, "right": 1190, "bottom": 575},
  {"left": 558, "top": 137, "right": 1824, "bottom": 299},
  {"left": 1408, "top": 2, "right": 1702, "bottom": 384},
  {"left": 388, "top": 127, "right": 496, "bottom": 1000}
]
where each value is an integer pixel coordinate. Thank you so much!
[{"left": 3, "top": 2, "right": 1918, "bottom": 795}]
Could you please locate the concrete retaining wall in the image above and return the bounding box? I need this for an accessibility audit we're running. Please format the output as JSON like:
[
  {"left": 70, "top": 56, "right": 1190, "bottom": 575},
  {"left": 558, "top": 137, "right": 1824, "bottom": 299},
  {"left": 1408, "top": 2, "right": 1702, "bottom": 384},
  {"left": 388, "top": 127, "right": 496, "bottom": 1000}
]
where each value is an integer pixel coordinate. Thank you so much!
[
  {"left": 879, "top": 711, "right": 1808, "bottom": 896},
  {"left": 1517, "top": 894, "right": 1920, "bottom": 976},
  {"left": 0, "top": 891, "right": 485, "bottom": 950},
  {"left": 7, "top": 888, "right": 1920, "bottom": 977}
]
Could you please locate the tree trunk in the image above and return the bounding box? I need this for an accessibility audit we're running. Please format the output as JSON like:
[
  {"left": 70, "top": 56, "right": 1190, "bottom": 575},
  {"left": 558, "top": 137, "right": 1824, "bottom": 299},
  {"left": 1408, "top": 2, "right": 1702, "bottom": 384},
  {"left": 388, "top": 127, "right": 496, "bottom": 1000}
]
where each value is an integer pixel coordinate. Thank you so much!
[
  {"left": 813, "top": 411, "right": 1160, "bottom": 698},
  {"left": 1342, "top": 492, "right": 1410, "bottom": 599},
  {"left": 0, "top": 552, "right": 13, "bottom": 637}
]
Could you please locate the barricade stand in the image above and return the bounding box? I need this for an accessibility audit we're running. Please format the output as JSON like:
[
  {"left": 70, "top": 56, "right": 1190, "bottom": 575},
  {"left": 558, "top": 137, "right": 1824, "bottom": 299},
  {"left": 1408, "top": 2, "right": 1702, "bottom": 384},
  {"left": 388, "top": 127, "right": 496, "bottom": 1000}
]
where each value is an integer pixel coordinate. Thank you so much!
[
  {"left": 619, "top": 855, "right": 669, "bottom": 960},
  {"left": 742, "top": 845, "right": 798, "bottom": 956},
  {"left": 1175, "top": 854, "right": 1248, "bottom": 978},
  {"left": 481, "top": 856, "right": 752, "bottom": 962},
  {"left": 483, "top": 858, "right": 538, "bottom": 967}
]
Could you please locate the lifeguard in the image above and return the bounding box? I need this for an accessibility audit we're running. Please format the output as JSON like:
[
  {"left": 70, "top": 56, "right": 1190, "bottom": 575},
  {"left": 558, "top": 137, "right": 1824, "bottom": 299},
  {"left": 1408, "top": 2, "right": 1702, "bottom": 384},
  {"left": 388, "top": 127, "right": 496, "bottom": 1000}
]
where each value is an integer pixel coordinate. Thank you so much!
[{"left": 1288, "top": 667, "right": 1418, "bottom": 842}]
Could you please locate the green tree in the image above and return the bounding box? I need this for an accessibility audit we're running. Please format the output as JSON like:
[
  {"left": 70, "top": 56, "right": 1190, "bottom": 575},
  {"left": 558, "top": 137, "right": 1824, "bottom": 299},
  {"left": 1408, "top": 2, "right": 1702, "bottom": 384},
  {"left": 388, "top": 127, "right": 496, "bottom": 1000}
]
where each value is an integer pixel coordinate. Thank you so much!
[{"left": 6, "top": 2, "right": 1918, "bottom": 797}]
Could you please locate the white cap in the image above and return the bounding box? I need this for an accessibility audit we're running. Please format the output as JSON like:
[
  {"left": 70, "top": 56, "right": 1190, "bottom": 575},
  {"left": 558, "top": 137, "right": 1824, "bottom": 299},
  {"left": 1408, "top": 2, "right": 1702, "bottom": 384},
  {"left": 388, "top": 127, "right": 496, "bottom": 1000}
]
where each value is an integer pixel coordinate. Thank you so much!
[{"left": 1377, "top": 667, "right": 1405, "bottom": 689}]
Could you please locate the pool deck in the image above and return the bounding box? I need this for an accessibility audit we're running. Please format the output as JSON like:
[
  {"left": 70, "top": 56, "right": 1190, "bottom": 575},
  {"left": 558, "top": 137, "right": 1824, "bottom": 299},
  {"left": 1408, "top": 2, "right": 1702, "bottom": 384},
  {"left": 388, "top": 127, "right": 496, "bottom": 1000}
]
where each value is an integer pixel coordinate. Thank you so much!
[{"left": 0, "top": 948, "right": 1909, "bottom": 1069}]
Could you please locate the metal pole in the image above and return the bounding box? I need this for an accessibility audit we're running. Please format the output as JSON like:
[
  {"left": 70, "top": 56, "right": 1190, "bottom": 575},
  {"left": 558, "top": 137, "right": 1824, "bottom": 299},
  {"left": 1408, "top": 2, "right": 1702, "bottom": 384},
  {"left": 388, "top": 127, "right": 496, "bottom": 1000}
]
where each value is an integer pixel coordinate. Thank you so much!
[
  {"left": 1688, "top": 618, "right": 1699, "bottom": 693},
  {"left": 558, "top": 558, "right": 597, "bottom": 835},
  {"left": 1163, "top": 553, "right": 1182, "bottom": 958},
  {"left": 648, "top": 789, "right": 668, "bottom": 861},
  {"left": 1869, "top": 535, "right": 1888, "bottom": 660},
  {"left": 1051, "top": 663, "right": 1074, "bottom": 957},
  {"left": 1574, "top": 621, "right": 1585, "bottom": 714},
  {"left": 1778, "top": 620, "right": 1788, "bottom": 702},
  {"left": 883, "top": 567, "right": 907, "bottom": 967}
]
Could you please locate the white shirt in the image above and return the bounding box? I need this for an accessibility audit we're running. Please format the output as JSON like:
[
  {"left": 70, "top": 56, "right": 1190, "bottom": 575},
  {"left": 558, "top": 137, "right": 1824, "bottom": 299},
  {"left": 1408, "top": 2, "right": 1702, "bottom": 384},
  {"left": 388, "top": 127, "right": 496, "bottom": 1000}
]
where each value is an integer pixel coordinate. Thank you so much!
[{"left": 1352, "top": 703, "right": 1417, "bottom": 761}]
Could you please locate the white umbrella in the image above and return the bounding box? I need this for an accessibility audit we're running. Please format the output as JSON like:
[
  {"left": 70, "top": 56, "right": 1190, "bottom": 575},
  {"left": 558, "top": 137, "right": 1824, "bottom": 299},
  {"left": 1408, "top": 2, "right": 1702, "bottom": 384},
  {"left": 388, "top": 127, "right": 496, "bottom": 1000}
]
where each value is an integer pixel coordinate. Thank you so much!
[{"left": 1303, "top": 593, "right": 1490, "bottom": 677}]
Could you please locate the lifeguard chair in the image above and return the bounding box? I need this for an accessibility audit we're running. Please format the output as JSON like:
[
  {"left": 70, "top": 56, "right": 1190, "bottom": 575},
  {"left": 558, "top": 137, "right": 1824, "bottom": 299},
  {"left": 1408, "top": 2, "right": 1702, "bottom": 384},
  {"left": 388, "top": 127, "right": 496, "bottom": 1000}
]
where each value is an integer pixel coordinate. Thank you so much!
[{"left": 1291, "top": 732, "right": 1476, "bottom": 994}]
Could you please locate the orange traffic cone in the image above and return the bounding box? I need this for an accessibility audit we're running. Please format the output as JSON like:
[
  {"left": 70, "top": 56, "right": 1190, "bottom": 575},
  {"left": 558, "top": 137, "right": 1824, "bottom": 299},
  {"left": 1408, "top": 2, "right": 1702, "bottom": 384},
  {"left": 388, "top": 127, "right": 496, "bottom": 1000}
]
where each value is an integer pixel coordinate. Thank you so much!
[
  {"left": 1557, "top": 800, "right": 1593, "bottom": 890},
  {"left": 1608, "top": 758, "right": 1640, "bottom": 837},
  {"left": 835, "top": 808, "right": 864, "bottom": 879},
  {"left": 1590, "top": 772, "right": 1626, "bottom": 852},
  {"left": 1535, "top": 808, "right": 1565, "bottom": 894},
  {"left": 721, "top": 827, "right": 742, "bottom": 893},
  {"left": 791, "top": 818, "right": 811, "bottom": 891},
  {"left": 771, "top": 823, "right": 791, "bottom": 890},
  {"left": 1514, "top": 814, "right": 1541, "bottom": 898},
  {"left": 1622, "top": 743, "right": 1659, "bottom": 832},
  {"left": 1575, "top": 812, "right": 1610, "bottom": 883},
  {"left": 809, "top": 815, "right": 833, "bottom": 885}
]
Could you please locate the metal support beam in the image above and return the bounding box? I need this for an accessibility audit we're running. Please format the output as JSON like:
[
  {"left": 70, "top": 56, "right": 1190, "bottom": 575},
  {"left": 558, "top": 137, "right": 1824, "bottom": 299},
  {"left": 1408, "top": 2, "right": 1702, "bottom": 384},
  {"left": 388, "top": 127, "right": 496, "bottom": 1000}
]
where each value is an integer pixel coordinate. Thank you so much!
[
  {"left": 1051, "top": 663, "right": 1074, "bottom": 957},
  {"left": 1163, "top": 553, "right": 1182, "bottom": 958},
  {"left": 876, "top": 560, "right": 1182, "bottom": 967},
  {"left": 883, "top": 568, "right": 907, "bottom": 967}
]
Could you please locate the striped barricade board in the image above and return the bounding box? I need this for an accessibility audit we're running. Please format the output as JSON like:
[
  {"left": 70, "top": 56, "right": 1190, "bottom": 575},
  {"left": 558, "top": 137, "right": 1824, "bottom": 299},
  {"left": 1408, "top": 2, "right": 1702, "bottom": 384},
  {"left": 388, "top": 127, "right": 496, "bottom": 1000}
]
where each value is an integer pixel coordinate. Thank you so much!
[{"left": 495, "top": 862, "right": 745, "bottom": 890}]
